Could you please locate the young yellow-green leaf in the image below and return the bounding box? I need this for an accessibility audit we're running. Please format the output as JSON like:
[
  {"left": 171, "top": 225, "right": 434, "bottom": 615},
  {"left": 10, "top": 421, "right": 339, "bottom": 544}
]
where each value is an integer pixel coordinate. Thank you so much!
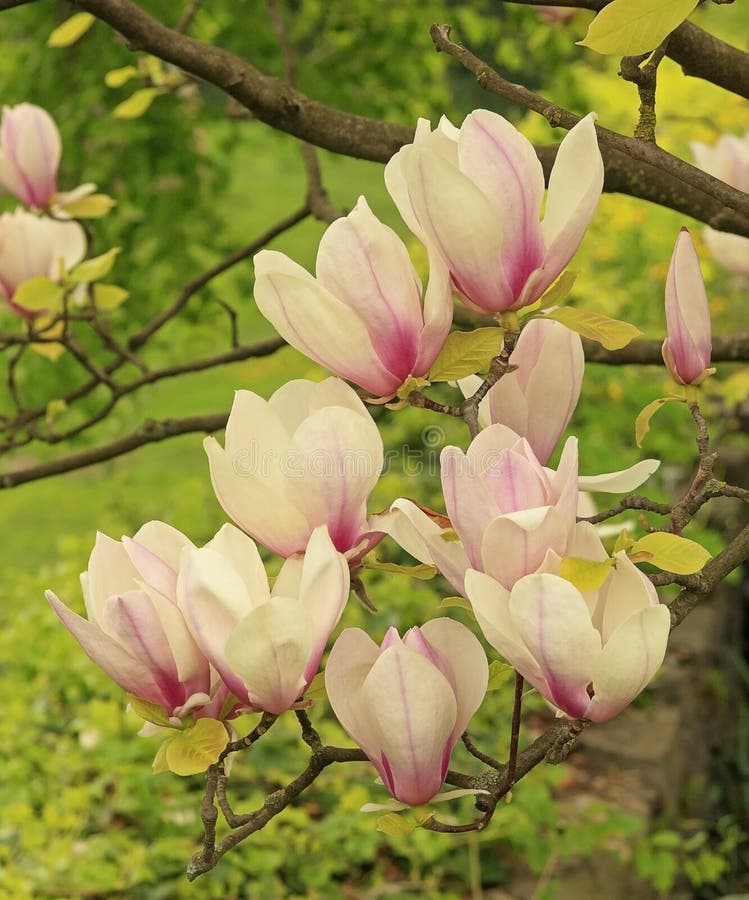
[
  {"left": 538, "top": 270, "right": 578, "bottom": 310},
  {"left": 305, "top": 671, "right": 327, "bottom": 701},
  {"left": 105, "top": 65, "right": 139, "bottom": 88},
  {"left": 559, "top": 556, "right": 614, "bottom": 593},
  {"left": 113, "top": 87, "right": 160, "bottom": 119},
  {"left": 127, "top": 694, "right": 171, "bottom": 728},
  {"left": 30, "top": 315, "right": 65, "bottom": 361},
  {"left": 363, "top": 556, "right": 438, "bottom": 580},
  {"left": 439, "top": 528, "right": 461, "bottom": 543},
  {"left": 45, "top": 398, "right": 67, "bottom": 422},
  {"left": 153, "top": 733, "right": 177, "bottom": 774},
  {"left": 635, "top": 396, "right": 685, "bottom": 447},
  {"left": 60, "top": 193, "right": 117, "bottom": 219},
  {"left": 145, "top": 55, "right": 167, "bottom": 86},
  {"left": 13, "top": 277, "right": 65, "bottom": 312},
  {"left": 612, "top": 529, "right": 634, "bottom": 555},
  {"left": 544, "top": 307, "right": 642, "bottom": 350},
  {"left": 438, "top": 595, "right": 474, "bottom": 616},
  {"left": 376, "top": 813, "right": 417, "bottom": 836},
  {"left": 394, "top": 374, "right": 431, "bottom": 402},
  {"left": 94, "top": 283, "right": 130, "bottom": 310},
  {"left": 578, "top": 0, "right": 698, "bottom": 56},
  {"left": 487, "top": 660, "right": 514, "bottom": 692},
  {"left": 629, "top": 532, "right": 711, "bottom": 575},
  {"left": 429, "top": 327, "right": 504, "bottom": 382},
  {"left": 69, "top": 248, "right": 121, "bottom": 284},
  {"left": 164, "top": 718, "right": 228, "bottom": 776},
  {"left": 47, "top": 12, "right": 95, "bottom": 47}
]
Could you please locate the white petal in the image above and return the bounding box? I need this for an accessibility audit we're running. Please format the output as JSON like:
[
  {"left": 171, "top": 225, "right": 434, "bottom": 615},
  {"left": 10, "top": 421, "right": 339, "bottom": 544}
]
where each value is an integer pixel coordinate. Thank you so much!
[{"left": 578, "top": 459, "right": 660, "bottom": 493}]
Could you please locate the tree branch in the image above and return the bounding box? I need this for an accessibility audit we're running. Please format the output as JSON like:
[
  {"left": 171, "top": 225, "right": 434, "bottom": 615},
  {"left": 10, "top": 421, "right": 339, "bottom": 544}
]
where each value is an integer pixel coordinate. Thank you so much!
[{"left": 429, "top": 24, "right": 749, "bottom": 238}]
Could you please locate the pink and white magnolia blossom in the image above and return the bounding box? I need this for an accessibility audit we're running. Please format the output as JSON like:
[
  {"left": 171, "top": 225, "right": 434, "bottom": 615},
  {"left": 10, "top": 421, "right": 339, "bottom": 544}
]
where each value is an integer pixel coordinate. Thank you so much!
[
  {"left": 0, "top": 103, "right": 61, "bottom": 208},
  {"left": 325, "top": 618, "right": 488, "bottom": 806},
  {"left": 465, "top": 524, "right": 670, "bottom": 723},
  {"left": 385, "top": 109, "right": 603, "bottom": 314},
  {"left": 0, "top": 208, "right": 86, "bottom": 316},
  {"left": 376, "top": 426, "right": 660, "bottom": 596},
  {"left": 662, "top": 228, "right": 714, "bottom": 386},
  {"left": 459, "top": 318, "right": 584, "bottom": 464},
  {"left": 204, "top": 377, "right": 384, "bottom": 560},
  {"left": 46, "top": 522, "right": 216, "bottom": 720},
  {"left": 691, "top": 132, "right": 749, "bottom": 277},
  {"left": 178, "top": 524, "right": 349, "bottom": 716},
  {"left": 254, "top": 197, "right": 452, "bottom": 398}
]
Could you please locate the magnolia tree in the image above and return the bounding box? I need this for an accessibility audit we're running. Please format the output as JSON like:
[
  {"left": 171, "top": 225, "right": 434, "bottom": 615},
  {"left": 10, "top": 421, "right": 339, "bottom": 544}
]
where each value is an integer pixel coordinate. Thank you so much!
[{"left": 1, "top": 0, "right": 748, "bottom": 885}]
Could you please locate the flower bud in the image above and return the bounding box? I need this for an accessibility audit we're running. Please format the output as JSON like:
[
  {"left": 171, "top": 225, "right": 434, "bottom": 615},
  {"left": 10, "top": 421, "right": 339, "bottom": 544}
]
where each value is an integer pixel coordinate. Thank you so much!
[{"left": 0, "top": 103, "right": 61, "bottom": 208}]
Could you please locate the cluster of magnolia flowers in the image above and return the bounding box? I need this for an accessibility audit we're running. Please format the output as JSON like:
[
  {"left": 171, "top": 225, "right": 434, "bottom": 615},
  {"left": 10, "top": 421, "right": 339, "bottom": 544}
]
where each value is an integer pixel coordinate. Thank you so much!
[
  {"left": 48, "top": 107, "right": 716, "bottom": 807},
  {"left": 0, "top": 104, "right": 91, "bottom": 317}
]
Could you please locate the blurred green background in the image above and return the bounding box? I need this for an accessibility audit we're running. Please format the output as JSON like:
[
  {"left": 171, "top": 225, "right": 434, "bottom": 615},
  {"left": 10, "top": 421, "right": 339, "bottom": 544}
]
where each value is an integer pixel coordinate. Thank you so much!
[{"left": 0, "top": 1, "right": 747, "bottom": 897}]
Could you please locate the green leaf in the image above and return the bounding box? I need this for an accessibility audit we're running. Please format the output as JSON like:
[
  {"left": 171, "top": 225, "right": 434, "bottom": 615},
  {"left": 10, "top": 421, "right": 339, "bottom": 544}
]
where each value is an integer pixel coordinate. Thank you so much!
[
  {"left": 559, "top": 556, "right": 614, "bottom": 592},
  {"left": 61, "top": 193, "right": 117, "bottom": 219},
  {"left": 635, "top": 396, "right": 685, "bottom": 447},
  {"left": 487, "top": 660, "right": 514, "bottom": 692},
  {"left": 105, "top": 65, "right": 139, "bottom": 88},
  {"left": 429, "top": 327, "right": 504, "bottom": 382},
  {"left": 47, "top": 12, "right": 95, "bottom": 47},
  {"left": 538, "top": 270, "right": 578, "bottom": 310},
  {"left": 127, "top": 694, "right": 171, "bottom": 728},
  {"left": 395, "top": 374, "right": 431, "bottom": 401},
  {"left": 94, "top": 283, "right": 130, "bottom": 309},
  {"left": 629, "top": 533, "right": 711, "bottom": 575},
  {"left": 613, "top": 529, "right": 634, "bottom": 555},
  {"left": 69, "top": 248, "right": 121, "bottom": 284},
  {"left": 305, "top": 671, "right": 326, "bottom": 701},
  {"left": 363, "top": 555, "right": 438, "bottom": 580},
  {"left": 578, "top": 0, "right": 698, "bottom": 56},
  {"left": 544, "top": 307, "right": 642, "bottom": 350},
  {"left": 113, "top": 87, "right": 160, "bottom": 119},
  {"left": 13, "top": 277, "right": 65, "bottom": 312},
  {"left": 164, "top": 719, "right": 228, "bottom": 776},
  {"left": 152, "top": 734, "right": 177, "bottom": 774},
  {"left": 438, "top": 595, "right": 474, "bottom": 615},
  {"left": 376, "top": 813, "right": 416, "bottom": 836}
]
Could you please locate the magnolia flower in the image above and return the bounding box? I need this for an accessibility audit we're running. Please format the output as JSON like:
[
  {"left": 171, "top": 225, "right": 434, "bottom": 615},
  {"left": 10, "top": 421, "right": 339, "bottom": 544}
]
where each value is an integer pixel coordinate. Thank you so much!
[
  {"left": 178, "top": 524, "right": 349, "bottom": 716},
  {"left": 254, "top": 197, "right": 453, "bottom": 398},
  {"left": 537, "top": 6, "right": 575, "bottom": 23},
  {"left": 325, "top": 618, "right": 488, "bottom": 805},
  {"left": 0, "top": 103, "right": 61, "bottom": 208},
  {"left": 46, "top": 522, "right": 214, "bottom": 719},
  {"left": 204, "top": 377, "right": 385, "bottom": 559},
  {"left": 691, "top": 132, "right": 749, "bottom": 277},
  {"left": 459, "top": 318, "right": 584, "bottom": 464},
  {"left": 376, "top": 426, "right": 660, "bottom": 596},
  {"left": 385, "top": 109, "right": 603, "bottom": 314},
  {"left": 662, "top": 228, "right": 714, "bottom": 385},
  {"left": 465, "top": 527, "right": 670, "bottom": 723},
  {"left": 0, "top": 208, "right": 86, "bottom": 316}
]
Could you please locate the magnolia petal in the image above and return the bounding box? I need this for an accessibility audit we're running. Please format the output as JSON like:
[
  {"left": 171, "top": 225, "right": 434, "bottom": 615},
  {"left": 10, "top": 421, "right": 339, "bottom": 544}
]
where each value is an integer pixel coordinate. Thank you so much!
[
  {"left": 296, "top": 525, "right": 350, "bottom": 680},
  {"left": 413, "top": 245, "right": 454, "bottom": 376},
  {"left": 207, "top": 523, "right": 270, "bottom": 608},
  {"left": 578, "top": 458, "right": 660, "bottom": 493},
  {"left": 441, "top": 446, "right": 499, "bottom": 569},
  {"left": 315, "top": 197, "right": 424, "bottom": 375},
  {"left": 47, "top": 590, "right": 168, "bottom": 706},
  {"left": 132, "top": 520, "right": 193, "bottom": 577},
  {"left": 703, "top": 228, "right": 749, "bottom": 278},
  {"left": 177, "top": 545, "right": 252, "bottom": 701},
  {"left": 204, "top": 435, "right": 310, "bottom": 557},
  {"left": 587, "top": 604, "right": 670, "bottom": 723},
  {"left": 419, "top": 617, "right": 488, "bottom": 743},
  {"left": 403, "top": 146, "right": 514, "bottom": 312},
  {"left": 384, "top": 143, "right": 428, "bottom": 242},
  {"left": 225, "top": 596, "right": 311, "bottom": 714},
  {"left": 523, "top": 113, "right": 603, "bottom": 304},
  {"left": 254, "top": 249, "right": 400, "bottom": 396},
  {"left": 361, "top": 644, "right": 457, "bottom": 805},
  {"left": 289, "top": 406, "right": 382, "bottom": 553},
  {"left": 598, "top": 551, "right": 659, "bottom": 643},
  {"left": 85, "top": 532, "right": 140, "bottom": 624},
  {"left": 458, "top": 110, "right": 545, "bottom": 296},
  {"left": 325, "top": 627, "right": 383, "bottom": 757},
  {"left": 510, "top": 573, "right": 601, "bottom": 718}
]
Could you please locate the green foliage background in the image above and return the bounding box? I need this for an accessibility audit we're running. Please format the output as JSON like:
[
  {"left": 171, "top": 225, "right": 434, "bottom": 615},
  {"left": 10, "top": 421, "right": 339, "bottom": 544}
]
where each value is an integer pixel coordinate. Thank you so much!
[{"left": 0, "top": 1, "right": 747, "bottom": 896}]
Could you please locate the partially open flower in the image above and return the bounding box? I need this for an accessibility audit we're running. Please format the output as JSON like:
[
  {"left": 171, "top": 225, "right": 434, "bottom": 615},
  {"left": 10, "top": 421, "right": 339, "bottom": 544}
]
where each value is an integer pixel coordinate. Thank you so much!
[
  {"left": 0, "top": 103, "right": 61, "bottom": 208},
  {"left": 325, "top": 618, "right": 488, "bottom": 805}
]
